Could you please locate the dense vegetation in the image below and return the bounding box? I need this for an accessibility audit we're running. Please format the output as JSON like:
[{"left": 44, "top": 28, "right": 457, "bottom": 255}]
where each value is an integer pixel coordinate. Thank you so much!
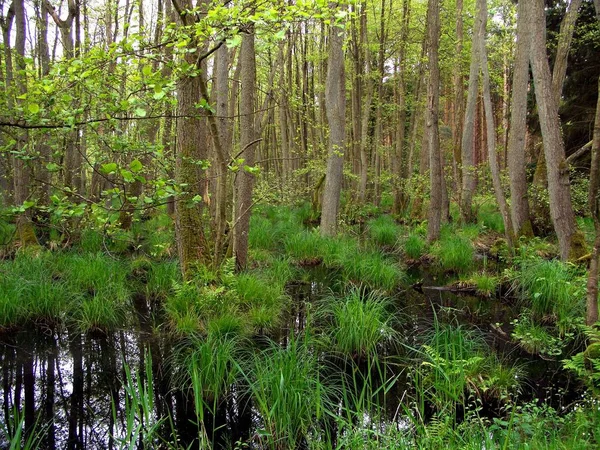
[{"left": 1, "top": 0, "right": 600, "bottom": 449}]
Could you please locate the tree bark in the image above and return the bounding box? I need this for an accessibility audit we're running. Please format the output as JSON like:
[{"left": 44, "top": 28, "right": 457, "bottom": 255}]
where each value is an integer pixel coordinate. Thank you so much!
[
  {"left": 530, "top": 0, "right": 584, "bottom": 261},
  {"left": 233, "top": 27, "right": 257, "bottom": 272},
  {"left": 320, "top": 10, "right": 346, "bottom": 237},
  {"left": 172, "top": 0, "right": 209, "bottom": 277},
  {"left": 507, "top": 0, "right": 533, "bottom": 237},
  {"left": 586, "top": 3, "right": 600, "bottom": 325},
  {"left": 460, "top": 0, "right": 484, "bottom": 223},
  {"left": 479, "top": 0, "right": 514, "bottom": 251},
  {"left": 426, "top": 0, "right": 442, "bottom": 242}
]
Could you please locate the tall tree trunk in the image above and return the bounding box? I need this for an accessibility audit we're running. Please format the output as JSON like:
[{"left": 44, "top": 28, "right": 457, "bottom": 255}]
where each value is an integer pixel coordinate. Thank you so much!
[
  {"left": 530, "top": 0, "right": 584, "bottom": 261},
  {"left": 460, "top": 0, "right": 485, "bottom": 223},
  {"left": 479, "top": 0, "right": 514, "bottom": 251},
  {"left": 452, "top": 0, "right": 464, "bottom": 199},
  {"left": 507, "top": 0, "right": 533, "bottom": 237},
  {"left": 213, "top": 42, "right": 231, "bottom": 266},
  {"left": 172, "top": 0, "right": 209, "bottom": 277},
  {"left": 586, "top": 3, "right": 600, "bottom": 325},
  {"left": 233, "top": 26, "right": 257, "bottom": 272},
  {"left": 320, "top": 8, "right": 346, "bottom": 237},
  {"left": 393, "top": 0, "right": 410, "bottom": 215},
  {"left": 426, "top": 0, "right": 442, "bottom": 242},
  {"left": 13, "top": 0, "right": 37, "bottom": 246}
]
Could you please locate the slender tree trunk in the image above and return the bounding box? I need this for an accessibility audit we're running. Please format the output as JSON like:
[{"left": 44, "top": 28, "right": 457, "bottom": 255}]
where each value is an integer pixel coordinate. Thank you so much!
[
  {"left": 530, "top": 0, "right": 584, "bottom": 261},
  {"left": 320, "top": 9, "right": 346, "bottom": 237},
  {"left": 507, "top": 0, "right": 533, "bottom": 237},
  {"left": 460, "top": 0, "right": 484, "bottom": 223},
  {"left": 426, "top": 0, "right": 442, "bottom": 242},
  {"left": 479, "top": 0, "right": 514, "bottom": 250},
  {"left": 452, "top": 0, "right": 464, "bottom": 199},
  {"left": 12, "top": 0, "right": 37, "bottom": 246},
  {"left": 213, "top": 42, "right": 231, "bottom": 265},
  {"left": 233, "top": 27, "right": 257, "bottom": 271},
  {"left": 585, "top": 3, "right": 600, "bottom": 325}
]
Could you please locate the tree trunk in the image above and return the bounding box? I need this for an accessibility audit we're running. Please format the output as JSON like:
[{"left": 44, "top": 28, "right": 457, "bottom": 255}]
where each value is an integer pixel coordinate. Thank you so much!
[
  {"left": 12, "top": 0, "right": 37, "bottom": 246},
  {"left": 452, "top": 0, "right": 464, "bottom": 199},
  {"left": 172, "top": 0, "right": 209, "bottom": 277},
  {"left": 426, "top": 0, "right": 442, "bottom": 242},
  {"left": 460, "top": 0, "right": 485, "bottom": 223},
  {"left": 233, "top": 27, "right": 257, "bottom": 272},
  {"left": 479, "top": 0, "right": 514, "bottom": 251},
  {"left": 320, "top": 9, "right": 346, "bottom": 237},
  {"left": 530, "top": 0, "right": 584, "bottom": 261},
  {"left": 585, "top": 3, "right": 600, "bottom": 325},
  {"left": 507, "top": 0, "right": 533, "bottom": 237}
]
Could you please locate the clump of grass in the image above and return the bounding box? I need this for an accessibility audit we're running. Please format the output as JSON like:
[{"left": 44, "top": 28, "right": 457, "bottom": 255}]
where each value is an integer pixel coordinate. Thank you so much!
[
  {"left": 79, "top": 229, "right": 104, "bottom": 253},
  {"left": 24, "top": 280, "right": 72, "bottom": 325},
  {"left": 186, "top": 334, "right": 242, "bottom": 404},
  {"left": 249, "top": 215, "right": 277, "bottom": 251},
  {"left": 367, "top": 215, "right": 400, "bottom": 248},
  {"left": 471, "top": 273, "right": 498, "bottom": 297},
  {"left": 284, "top": 231, "right": 325, "bottom": 263},
  {"left": 341, "top": 250, "right": 405, "bottom": 291},
  {"left": 146, "top": 260, "right": 180, "bottom": 299},
  {"left": 76, "top": 294, "right": 127, "bottom": 333},
  {"left": 318, "top": 287, "right": 396, "bottom": 359},
  {"left": 164, "top": 283, "right": 203, "bottom": 335},
  {"left": 478, "top": 209, "right": 504, "bottom": 233},
  {"left": 56, "top": 253, "right": 130, "bottom": 301},
  {"left": 434, "top": 235, "right": 474, "bottom": 273},
  {"left": 244, "top": 335, "right": 330, "bottom": 449},
  {"left": 517, "top": 258, "right": 581, "bottom": 320},
  {"left": 234, "top": 273, "right": 285, "bottom": 309},
  {"left": 404, "top": 233, "right": 426, "bottom": 260},
  {"left": 260, "top": 256, "right": 296, "bottom": 286},
  {"left": 0, "top": 274, "right": 26, "bottom": 330}
]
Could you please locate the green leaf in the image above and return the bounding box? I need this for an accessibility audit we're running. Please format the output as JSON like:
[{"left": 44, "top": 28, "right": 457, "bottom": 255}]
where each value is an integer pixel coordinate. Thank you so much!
[
  {"left": 142, "top": 65, "right": 153, "bottom": 77},
  {"left": 153, "top": 91, "right": 166, "bottom": 100},
  {"left": 46, "top": 162, "right": 60, "bottom": 172},
  {"left": 121, "top": 169, "right": 135, "bottom": 183},
  {"left": 135, "top": 108, "right": 147, "bottom": 117},
  {"left": 226, "top": 34, "right": 242, "bottom": 49},
  {"left": 28, "top": 103, "right": 40, "bottom": 114},
  {"left": 101, "top": 162, "right": 118, "bottom": 174},
  {"left": 129, "top": 159, "right": 143, "bottom": 173}
]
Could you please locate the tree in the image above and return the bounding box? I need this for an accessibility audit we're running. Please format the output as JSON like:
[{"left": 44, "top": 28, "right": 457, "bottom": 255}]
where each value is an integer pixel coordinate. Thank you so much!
[
  {"left": 426, "top": 0, "right": 442, "bottom": 242},
  {"left": 233, "top": 25, "right": 258, "bottom": 271},
  {"left": 506, "top": 0, "right": 533, "bottom": 238},
  {"left": 530, "top": 0, "right": 585, "bottom": 261},
  {"left": 320, "top": 6, "right": 346, "bottom": 237}
]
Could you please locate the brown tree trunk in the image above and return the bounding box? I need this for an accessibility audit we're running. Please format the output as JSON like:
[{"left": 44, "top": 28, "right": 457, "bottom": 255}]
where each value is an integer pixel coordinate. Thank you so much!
[
  {"left": 507, "top": 0, "right": 533, "bottom": 237},
  {"left": 530, "top": 0, "right": 584, "bottom": 261},
  {"left": 585, "top": 3, "right": 600, "bottom": 325},
  {"left": 479, "top": 0, "right": 514, "bottom": 251},
  {"left": 460, "top": 0, "right": 484, "bottom": 223},
  {"left": 426, "top": 0, "right": 442, "bottom": 242},
  {"left": 320, "top": 8, "right": 346, "bottom": 237},
  {"left": 233, "top": 27, "right": 257, "bottom": 271}
]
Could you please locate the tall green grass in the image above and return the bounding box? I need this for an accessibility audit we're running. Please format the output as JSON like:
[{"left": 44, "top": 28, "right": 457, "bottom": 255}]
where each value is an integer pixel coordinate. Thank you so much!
[
  {"left": 243, "top": 335, "right": 331, "bottom": 449},
  {"left": 517, "top": 258, "right": 582, "bottom": 321},
  {"left": 433, "top": 234, "right": 474, "bottom": 273},
  {"left": 340, "top": 250, "right": 405, "bottom": 291},
  {"left": 317, "top": 288, "right": 397, "bottom": 359},
  {"left": 403, "top": 233, "right": 427, "bottom": 259},
  {"left": 367, "top": 215, "right": 400, "bottom": 248}
]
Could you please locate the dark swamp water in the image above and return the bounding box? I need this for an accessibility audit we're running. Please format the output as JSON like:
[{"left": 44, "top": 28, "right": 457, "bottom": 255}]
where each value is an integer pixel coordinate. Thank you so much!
[{"left": 0, "top": 267, "right": 585, "bottom": 449}]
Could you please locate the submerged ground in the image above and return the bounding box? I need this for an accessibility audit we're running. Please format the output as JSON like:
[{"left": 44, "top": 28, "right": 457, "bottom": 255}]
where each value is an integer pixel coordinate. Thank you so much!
[{"left": 1, "top": 198, "right": 599, "bottom": 449}]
